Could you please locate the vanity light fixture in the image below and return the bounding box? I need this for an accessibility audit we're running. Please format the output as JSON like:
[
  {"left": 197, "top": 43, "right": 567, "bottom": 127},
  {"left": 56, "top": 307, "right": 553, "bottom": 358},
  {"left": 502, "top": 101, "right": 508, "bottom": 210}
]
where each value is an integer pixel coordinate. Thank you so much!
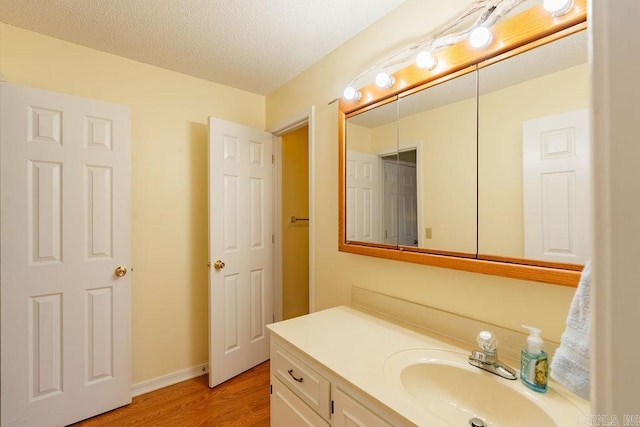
[
  {"left": 469, "top": 26, "right": 493, "bottom": 48},
  {"left": 343, "top": 86, "right": 361, "bottom": 101},
  {"left": 340, "top": 0, "right": 547, "bottom": 100},
  {"left": 375, "top": 72, "right": 395, "bottom": 89},
  {"left": 543, "top": 0, "right": 574, "bottom": 16},
  {"left": 415, "top": 51, "right": 438, "bottom": 70}
]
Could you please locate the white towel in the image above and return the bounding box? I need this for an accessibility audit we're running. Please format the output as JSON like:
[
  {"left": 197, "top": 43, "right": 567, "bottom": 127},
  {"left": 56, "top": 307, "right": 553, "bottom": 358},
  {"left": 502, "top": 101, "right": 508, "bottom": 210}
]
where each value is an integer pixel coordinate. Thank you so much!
[{"left": 550, "top": 260, "right": 591, "bottom": 400}]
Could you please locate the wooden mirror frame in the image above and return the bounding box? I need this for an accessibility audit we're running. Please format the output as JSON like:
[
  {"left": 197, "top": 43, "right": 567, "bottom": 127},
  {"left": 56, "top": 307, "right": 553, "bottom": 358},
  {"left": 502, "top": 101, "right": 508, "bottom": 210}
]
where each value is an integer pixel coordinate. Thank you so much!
[{"left": 338, "top": 0, "right": 588, "bottom": 287}]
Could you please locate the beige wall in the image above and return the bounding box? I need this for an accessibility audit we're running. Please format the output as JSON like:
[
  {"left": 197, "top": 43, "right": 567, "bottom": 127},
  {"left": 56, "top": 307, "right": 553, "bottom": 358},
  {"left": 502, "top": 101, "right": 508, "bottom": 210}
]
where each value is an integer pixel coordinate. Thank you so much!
[
  {"left": 370, "top": 118, "right": 397, "bottom": 154},
  {"left": 282, "top": 126, "right": 310, "bottom": 319},
  {"left": 0, "top": 23, "right": 265, "bottom": 384},
  {"left": 346, "top": 122, "right": 373, "bottom": 153},
  {"left": 267, "top": 1, "right": 577, "bottom": 343}
]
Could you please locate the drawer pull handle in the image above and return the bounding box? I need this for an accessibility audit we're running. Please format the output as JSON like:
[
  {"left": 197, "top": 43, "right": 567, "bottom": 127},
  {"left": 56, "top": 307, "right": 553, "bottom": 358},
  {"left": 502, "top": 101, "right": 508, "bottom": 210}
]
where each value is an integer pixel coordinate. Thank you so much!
[{"left": 287, "top": 369, "right": 304, "bottom": 383}]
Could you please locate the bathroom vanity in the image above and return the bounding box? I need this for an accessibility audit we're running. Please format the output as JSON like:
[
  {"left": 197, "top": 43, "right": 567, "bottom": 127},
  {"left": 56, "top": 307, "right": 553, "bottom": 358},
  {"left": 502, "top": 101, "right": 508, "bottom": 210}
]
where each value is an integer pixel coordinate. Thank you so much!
[{"left": 267, "top": 306, "right": 588, "bottom": 426}]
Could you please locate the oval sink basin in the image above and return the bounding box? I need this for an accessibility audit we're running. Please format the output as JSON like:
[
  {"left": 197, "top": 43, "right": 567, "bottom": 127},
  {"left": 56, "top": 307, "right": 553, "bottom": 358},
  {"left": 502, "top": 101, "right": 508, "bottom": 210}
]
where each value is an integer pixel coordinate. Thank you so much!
[{"left": 384, "top": 349, "right": 585, "bottom": 427}]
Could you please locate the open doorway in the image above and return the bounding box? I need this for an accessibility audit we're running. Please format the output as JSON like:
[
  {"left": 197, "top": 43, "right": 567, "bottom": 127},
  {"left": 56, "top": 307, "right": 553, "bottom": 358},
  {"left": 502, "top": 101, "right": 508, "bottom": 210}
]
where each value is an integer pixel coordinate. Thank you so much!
[
  {"left": 271, "top": 108, "right": 315, "bottom": 323},
  {"left": 280, "top": 126, "right": 310, "bottom": 319}
]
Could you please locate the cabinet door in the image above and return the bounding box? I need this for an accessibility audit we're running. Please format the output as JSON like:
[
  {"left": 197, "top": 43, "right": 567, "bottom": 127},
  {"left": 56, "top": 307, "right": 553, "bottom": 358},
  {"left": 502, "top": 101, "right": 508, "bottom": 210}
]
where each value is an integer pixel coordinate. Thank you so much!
[
  {"left": 332, "top": 387, "right": 392, "bottom": 427},
  {"left": 272, "top": 379, "right": 329, "bottom": 427}
]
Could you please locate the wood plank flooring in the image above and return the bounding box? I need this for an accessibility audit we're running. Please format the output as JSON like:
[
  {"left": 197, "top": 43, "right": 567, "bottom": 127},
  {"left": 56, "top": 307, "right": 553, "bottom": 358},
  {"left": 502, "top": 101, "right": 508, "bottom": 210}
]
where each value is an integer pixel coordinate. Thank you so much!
[{"left": 72, "top": 361, "right": 270, "bottom": 427}]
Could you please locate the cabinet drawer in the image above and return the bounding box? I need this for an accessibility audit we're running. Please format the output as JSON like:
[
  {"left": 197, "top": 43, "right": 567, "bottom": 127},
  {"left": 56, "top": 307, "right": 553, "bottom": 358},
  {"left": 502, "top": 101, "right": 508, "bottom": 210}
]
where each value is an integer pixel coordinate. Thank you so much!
[
  {"left": 273, "top": 344, "right": 331, "bottom": 420},
  {"left": 271, "top": 379, "right": 330, "bottom": 427}
]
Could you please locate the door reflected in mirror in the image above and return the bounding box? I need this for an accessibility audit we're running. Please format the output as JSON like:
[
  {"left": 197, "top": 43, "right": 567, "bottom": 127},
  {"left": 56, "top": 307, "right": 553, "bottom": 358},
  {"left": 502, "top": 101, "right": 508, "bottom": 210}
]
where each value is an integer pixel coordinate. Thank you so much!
[
  {"left": 478, "top": 30, "right": 589, "bottom": 266},
  {"left": 345, "top": 99, "right": 399, "bottom": 247}
]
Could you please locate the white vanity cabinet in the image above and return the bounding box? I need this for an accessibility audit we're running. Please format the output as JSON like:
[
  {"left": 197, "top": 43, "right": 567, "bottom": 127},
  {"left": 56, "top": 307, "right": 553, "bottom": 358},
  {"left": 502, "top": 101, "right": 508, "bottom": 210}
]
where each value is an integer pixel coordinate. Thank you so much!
[
  {"left": 271, "top": 379, "right": 329, "bottom": 426},
  {"left": 271, "top": 338, "right": 331, "bottom": 426},
  {"left": 267, "top": 306, "right": 590, "bottom": 427},
  {"left": 331, "top": 386, "right": 392, "bottom": 427},
  {"left": 269, "top": 336, "right": 407, "bottom": 427}
]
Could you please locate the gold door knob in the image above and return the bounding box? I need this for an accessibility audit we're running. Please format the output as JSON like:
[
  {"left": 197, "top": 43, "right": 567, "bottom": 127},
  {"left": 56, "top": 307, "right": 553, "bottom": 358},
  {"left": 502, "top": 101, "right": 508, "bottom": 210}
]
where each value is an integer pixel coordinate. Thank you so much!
[
  {"left": 213, "top": 260, "right": 225, "bottom": 270},
  {"left": 114, "top": 266, "right": 128, "bottom": 277}
]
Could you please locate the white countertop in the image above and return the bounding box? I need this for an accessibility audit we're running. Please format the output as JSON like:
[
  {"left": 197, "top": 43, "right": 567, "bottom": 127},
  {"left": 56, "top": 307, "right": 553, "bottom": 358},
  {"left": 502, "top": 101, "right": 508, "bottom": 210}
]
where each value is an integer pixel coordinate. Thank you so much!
[{"left": 267, "top": 305, "right": 589, "bottom": 427}]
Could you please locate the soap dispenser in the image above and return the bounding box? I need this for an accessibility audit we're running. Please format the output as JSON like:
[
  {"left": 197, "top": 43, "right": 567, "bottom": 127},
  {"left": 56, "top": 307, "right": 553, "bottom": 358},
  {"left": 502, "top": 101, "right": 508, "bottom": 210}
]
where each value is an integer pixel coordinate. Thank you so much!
[{"left": 520, "top": 325, "right": 548, "bottom": 392}]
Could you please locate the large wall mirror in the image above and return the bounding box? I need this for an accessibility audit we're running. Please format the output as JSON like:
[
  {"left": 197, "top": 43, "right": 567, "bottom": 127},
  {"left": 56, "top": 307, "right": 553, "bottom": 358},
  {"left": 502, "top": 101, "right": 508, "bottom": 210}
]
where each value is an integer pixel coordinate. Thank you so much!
[{"left": 339, "top": 0, "right": 588, "bottom": 286}]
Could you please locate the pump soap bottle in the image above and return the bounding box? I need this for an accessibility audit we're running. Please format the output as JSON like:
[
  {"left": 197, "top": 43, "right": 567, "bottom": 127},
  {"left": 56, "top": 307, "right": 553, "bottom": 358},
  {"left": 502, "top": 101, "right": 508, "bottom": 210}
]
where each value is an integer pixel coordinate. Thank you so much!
[{"left": 520, "top": 325, "right": 548, "bottom": 392}]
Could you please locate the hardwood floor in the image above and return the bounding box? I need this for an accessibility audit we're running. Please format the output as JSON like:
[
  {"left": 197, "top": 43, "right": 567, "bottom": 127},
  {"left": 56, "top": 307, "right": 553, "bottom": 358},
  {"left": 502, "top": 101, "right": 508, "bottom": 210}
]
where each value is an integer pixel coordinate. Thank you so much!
[{"left": 73, "top": 361, "right": 270, "bottom": 427}]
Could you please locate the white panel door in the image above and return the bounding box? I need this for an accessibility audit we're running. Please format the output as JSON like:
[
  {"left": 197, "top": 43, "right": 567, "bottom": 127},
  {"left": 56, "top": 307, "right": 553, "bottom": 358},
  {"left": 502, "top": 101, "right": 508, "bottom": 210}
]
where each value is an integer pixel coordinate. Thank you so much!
[
  {"left": 0, "top": 82, "right": 131, "bottom": 426},
  {"left": 208, "top": 117, "right": 273, "bottom": 387},
  {"left": 382, "top": 160, "right": 418, "bottom": 246},
  {"left": 382, "top": 160, "right": 398, "bottom": 245},
  {"left": 345, "top": 150, "right": 380, "bottom": 242},
  {"left": 397, "top": 162, "right": 418, "bottom": 247},
  {"left": 523, "top": 109, "right": 590, "bottom": 264}
]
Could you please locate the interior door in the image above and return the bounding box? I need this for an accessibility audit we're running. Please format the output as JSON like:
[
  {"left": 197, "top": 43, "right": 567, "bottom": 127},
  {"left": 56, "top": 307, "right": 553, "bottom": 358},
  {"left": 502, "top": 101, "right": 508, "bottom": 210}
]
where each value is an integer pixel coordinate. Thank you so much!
[
  {"left": 382, "top": 160, "right": 398, "bottom": 245},
  {"left": 382, "top": 160, "right": 417, "bottom": 247},
  {"left": 0, "top": 82, "right": 131, "bottom": 426},
  {"left": 397, "top": 162, "right": 418, "bottom": 247},
  {"left": 208, "top": 117, "right": 274, "bottom": 387},
  {"left": 345, "top": 150, "right": 380, "bottom": 242},
  {"left": 523, "top": 109, "right": 590, "bottom": 264}
]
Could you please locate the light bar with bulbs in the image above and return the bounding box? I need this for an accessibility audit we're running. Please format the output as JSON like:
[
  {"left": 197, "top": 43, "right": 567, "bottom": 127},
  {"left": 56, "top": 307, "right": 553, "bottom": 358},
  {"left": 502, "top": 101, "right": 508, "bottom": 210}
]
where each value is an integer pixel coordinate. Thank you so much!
[{"left": 341, "top": 0, "right": 578, "bottom": 102}]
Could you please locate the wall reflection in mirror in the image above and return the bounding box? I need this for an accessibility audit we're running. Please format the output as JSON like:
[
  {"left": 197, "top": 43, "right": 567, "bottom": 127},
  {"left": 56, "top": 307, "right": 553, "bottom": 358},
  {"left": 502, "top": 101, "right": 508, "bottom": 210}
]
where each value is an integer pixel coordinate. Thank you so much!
[
  {"left": 398, "top": 71, "right": 477, "bottom": 255},
  {"left": 344, "top": 29, "right": 588, "bottom": 267}
]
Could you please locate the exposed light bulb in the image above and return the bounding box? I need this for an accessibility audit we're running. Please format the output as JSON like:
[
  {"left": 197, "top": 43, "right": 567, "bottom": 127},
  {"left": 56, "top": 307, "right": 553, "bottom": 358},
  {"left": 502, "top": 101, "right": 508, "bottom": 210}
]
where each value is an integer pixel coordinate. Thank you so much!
[
  {"left": 469, "top": 26, "right": 493, "bottom": 49},
  {"left": 375, "top": 72, "right": 395, "bottom": 89},
  {"left": 543, "top": 0, "right": 573, "bottom": 16},
  {"left": 343, "top": 86, "right": 361, "bottom": 101},
  {"left": 416, "top": 51, "right": 438, "bottom": 70}
]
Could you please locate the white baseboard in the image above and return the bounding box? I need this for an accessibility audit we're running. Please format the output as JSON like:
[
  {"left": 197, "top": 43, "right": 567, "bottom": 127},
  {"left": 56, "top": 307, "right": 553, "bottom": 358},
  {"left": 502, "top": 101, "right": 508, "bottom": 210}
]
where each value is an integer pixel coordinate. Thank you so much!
[{"left": 131, "top": 363, "right": 208, "bottom": 397}]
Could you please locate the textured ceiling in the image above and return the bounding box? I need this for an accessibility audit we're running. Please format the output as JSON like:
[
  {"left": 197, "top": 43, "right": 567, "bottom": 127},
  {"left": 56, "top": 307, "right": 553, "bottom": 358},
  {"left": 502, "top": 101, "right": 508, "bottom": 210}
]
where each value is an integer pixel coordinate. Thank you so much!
[{"left": 0, "top": 0, "right": 406, "bottom": 95}]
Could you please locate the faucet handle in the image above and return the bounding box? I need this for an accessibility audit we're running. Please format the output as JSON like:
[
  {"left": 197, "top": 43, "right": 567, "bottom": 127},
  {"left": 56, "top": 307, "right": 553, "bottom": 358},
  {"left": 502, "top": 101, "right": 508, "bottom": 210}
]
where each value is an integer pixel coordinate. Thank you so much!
[
  {"left": 477, "top": 331, "right": 497, "bottom": 352},
  {"left": 470, "top": 350, "right": 487, "bottom": 362}
]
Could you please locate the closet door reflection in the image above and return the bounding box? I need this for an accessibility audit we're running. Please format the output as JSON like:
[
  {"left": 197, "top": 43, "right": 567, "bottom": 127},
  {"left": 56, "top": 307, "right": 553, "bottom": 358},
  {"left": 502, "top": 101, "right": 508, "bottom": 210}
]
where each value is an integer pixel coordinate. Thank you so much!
[
  {"left": 398, "top": 70, "right": 478, "bottom": 255},
  {"left": 345, "top": 99, "right": 399, "bottom": 247}
]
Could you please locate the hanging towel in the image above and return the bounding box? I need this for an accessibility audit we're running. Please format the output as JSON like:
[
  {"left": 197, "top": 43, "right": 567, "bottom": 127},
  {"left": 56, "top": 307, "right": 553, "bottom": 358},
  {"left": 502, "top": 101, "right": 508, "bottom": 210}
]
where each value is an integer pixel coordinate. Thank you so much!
[{"left": 550, "top": 260, "right": 591, "bottom": 400}]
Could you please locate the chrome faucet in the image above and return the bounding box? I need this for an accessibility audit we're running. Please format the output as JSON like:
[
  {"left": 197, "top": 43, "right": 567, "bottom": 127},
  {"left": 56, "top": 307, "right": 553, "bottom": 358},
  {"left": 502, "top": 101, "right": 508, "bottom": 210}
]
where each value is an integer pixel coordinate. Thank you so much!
[{"left": 468, "top": 331, "right": 517, "bottom": 380}]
